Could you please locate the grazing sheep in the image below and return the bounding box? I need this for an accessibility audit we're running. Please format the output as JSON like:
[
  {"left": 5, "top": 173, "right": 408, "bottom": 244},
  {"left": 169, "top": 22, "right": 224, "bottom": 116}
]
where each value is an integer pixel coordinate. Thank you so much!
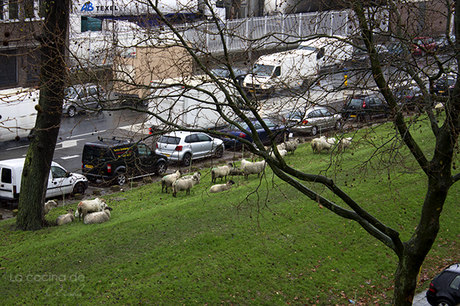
[
  {"left": 337, "top": 137, "right": 352, "bottom": 152},
  {"left": 172, "top": 175, "right": 200, "bottom": 197},
  {"left": 283, "top": 139, "right": 301, "bottom": 154},
  {"left": 211, "top": 162, "right": 234, "bottom": 183},
  {"left": 44, "top": 200, "right": 58, "bottom": 215},
  {"left": 76, "top": 198, "right": 108, "bottom": 221},
  {"left": 435, "top": 102, "right": 445, "bottom": 115},
  {"left": 181, "top": 171, "right": 201, "bottom": 181},
  {"left": 311, "top": 136, "right": 336, "bottom": 154},
  {"left": 161, "top": 170, "right": 182, "bottom": 193},
  {"left": 209, "top": 180, "right": 235, "bottom": 193},
  {"left": 240, "top": 159, "right": 266, "bottom": 180},
  {"left": 229, "top": 167, "right": 243, "bottom": 177},
  {"left": 84, "top": 207, "right": 112, "bottom": 225},
  {"left": 56, "top": 208, "right": 75, "bottom": 226},
  {"left": 270, "top": 149, "right": 287, "bottom": 158}
]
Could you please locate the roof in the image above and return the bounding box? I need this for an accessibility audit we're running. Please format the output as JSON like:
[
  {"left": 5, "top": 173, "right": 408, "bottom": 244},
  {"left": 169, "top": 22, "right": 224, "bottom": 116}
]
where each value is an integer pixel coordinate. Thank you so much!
[{"left": 0, "top": 158, "right": 60, "bottom": 168}]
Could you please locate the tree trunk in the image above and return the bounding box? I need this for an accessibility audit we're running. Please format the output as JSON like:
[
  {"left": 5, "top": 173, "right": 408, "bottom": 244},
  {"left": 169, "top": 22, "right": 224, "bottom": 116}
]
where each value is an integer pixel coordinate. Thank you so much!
[{"left": 16, "top": 0, "right": 70, "bottom": 231}]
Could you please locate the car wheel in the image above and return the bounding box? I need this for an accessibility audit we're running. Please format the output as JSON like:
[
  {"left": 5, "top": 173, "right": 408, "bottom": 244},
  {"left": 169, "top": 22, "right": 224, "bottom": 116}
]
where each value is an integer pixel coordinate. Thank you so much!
[
  {"left": 335, "top": 120, "right": 342, "bottom": 130},
  {"left": 115, "top": 172, "right": 127, "bottom": 186},
  {"left": 436, "top": 299, "right": 453, "bottom": 306},
  {"left": 182, "top": 153, "right": 192, "bottom": 167},
  {"left": 68, "top": 106, "right": 77, "bottom": 117},
  {"left": 311, "top": 126, "right": 318, "bottom": 136},
  {"left": 156, "top": 161, "right": 167, "bottom": 176},
  {"left": 215, "top": 145, "right": 224, "bottom": 158},
  {"left": 72, "top": 182, "right": 86, "bottom": 196}
]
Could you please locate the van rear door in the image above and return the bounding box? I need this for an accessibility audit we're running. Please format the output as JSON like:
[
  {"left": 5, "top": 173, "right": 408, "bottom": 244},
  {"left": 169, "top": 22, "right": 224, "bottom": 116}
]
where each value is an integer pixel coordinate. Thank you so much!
[{"left": 0, "top": 166, "right": 15, "bottom": 200}]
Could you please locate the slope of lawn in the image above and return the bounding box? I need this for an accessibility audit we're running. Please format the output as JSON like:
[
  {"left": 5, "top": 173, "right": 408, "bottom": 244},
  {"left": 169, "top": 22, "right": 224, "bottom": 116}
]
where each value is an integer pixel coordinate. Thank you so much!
[{"left": 2, "top": 114, "right": 460, "bottom": 305}]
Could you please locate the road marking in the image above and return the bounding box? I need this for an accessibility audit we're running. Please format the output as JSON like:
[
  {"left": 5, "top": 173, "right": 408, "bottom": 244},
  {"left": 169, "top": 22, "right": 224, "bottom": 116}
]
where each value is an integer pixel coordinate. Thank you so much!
[
  {"left": 63, "top": 129, "right": 107, "bottom": 139},
  {"left": 61, "top": 155, "right": 80, "bottom": 160},
  {"left": 61, "top": 140, "right": 78, "bottom": 148}
]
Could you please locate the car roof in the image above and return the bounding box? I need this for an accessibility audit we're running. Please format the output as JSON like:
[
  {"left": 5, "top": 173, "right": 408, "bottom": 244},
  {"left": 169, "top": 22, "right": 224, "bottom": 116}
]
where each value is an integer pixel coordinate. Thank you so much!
[
  {"left": 0, "top": 157, "right": 60, "bottom": 168},
  {"left": 161, "top": 131, "right": 208, "bottom": 138},
  {"left": 84, "top": 138, "right": 135, "bottom": 148}
]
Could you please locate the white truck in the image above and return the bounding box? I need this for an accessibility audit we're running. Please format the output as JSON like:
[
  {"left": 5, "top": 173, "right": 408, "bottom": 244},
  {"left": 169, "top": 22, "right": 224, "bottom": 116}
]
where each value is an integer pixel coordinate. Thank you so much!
[
  {"left": 243, "top": 37, "right": 352, "bottom": 94},
  {"left": 0, "top": 87, "right": 39, "bottom": 142},
  {"left": 146, "top": 78, "right": 244, "bottom": 131}
]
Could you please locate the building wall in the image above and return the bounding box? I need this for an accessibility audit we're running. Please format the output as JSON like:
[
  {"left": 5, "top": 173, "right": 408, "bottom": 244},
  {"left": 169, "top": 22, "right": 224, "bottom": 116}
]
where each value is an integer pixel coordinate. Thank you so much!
[
  {"left": 113, "top": 45, "right": 194, "bottom": 98},
  {"left": 0, "top": 1, "right": 44, "bottom": 89}
]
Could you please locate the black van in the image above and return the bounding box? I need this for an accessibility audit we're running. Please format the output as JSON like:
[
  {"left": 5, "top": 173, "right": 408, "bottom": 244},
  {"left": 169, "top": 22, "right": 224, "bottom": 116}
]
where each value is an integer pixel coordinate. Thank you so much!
[{"left": 82, "top": 138, "right": 168, "bottom": 185}]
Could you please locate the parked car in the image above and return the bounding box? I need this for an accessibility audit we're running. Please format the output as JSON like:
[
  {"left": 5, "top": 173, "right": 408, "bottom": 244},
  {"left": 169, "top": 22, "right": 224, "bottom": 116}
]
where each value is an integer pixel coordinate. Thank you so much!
[
  {"left": 82, "top": 138, "right": 168, "bottom": 185},
  {"left": 63, "top": 83, "right": 107, "bottom": 117},
  {"left": 426, "top": 263, "right": 460, "bottom": 306},
  {"left": 341, "top": 95, "right": 390, "bottom": 121},
  {"left": 433, "top": 74, "right": 456, "bottom": 96},
  {"left": 155, "top": 131, "right": 224, "bottom": 166},
  {"left": 210, "top": 67, "right": 247, "bottom": 87},
  {"left": 278, "top": 106, "right": 342, "bottom": 135},
  {"left": 434, "top": 35, "right": 456, "bottom": 52},
  {"left": 394, "top": 86, "right": 423, "bottom": 111},
  {"left": 412, "top": 37, "right": 436, "bottom": 56},
  {"left": 218, "top": 117, "right": 289, "bottom": 148},
  {"left": 0, "top": 158, "right": 88, "bottom": 203}
]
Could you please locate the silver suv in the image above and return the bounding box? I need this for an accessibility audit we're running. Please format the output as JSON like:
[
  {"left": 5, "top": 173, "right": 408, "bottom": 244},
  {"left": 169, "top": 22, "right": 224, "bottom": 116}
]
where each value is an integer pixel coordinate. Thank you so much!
[
  {"left": 155, "top": 131, "right": 224, "bottom": 166},
  {"left": 63, "top": 84, "right": 107, "bottom": 117}
]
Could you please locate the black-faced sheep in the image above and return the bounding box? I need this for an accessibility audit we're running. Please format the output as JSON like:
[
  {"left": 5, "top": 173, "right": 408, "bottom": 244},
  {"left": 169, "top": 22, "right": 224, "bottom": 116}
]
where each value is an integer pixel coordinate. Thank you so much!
[
  {"left": 240, "top": 159, "right": 266, "bottom": 180},
  {"left": 76, "top": 198, "right": 108, "bottom": 221},
  {"left": 209, "top": 180, "right": 235, "bottom": 193},
  {"left": 44, "top": 200, "right": 58, "bottom": 215},
  {"left": 161, "top": 170, "right": 182, "bottom": 193},
  {"left": 172, "top": 175, "right": 200, "bottom": 197},
  {"left": 83, "top": 207, "right": 112, "bottom": 225},
  {"left": 56, "top": 208, "right": 75, "bottom": 226},
  {"left": 211, "top": 162, "right": 234, "bottom": 183}
]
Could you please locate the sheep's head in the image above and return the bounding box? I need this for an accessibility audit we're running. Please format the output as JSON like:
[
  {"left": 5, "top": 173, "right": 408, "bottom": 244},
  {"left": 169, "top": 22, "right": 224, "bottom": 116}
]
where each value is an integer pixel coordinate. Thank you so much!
[
  {"left": 68, "top": 208, "right": 74, "bottom": 213},
  {"left": 228, "top": 180, "right": 235, "bottom": 185},
  {"left": 106, "top": 206, "right": 113, "bottom": 211}
]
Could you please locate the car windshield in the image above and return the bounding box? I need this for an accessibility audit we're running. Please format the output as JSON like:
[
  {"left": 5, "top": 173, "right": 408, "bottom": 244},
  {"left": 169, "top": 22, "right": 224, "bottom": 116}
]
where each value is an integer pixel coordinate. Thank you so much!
[
  {"left": 347, "top": 98, "right": 364, "bottom": 107},
  {"left": 297, "top": 45, "right": 317, "bottom": 52},
  {"left": 158, "top": 135, "right": 181, "bottom": 145},
  {"left": 253, "top": 64, "right": 275, "bottom": 77},
  {"left": 211, "top": 68, "right": 229, "bottom": 78}
]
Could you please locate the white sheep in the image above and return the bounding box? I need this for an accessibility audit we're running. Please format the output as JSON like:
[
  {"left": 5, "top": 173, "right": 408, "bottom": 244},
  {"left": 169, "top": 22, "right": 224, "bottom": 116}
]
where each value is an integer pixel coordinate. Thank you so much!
[
  {"left": 337, "top": 137, "right": 353, "bottom": 152},
  {"left": 311, "top": 136, "right": 336, "bottom": 154},
  {"left": 211, "top": 162, "right": 234, "bottom": 183},
  {"left": 172, "top": 175, "right": 200, "bottom": 197},
  {"left": 83, "top": 207, "right": 112, "bottom": 225},
  {"left": 76, "top": 198, "right": 108, "bottom": 221},
  {"left": 270, "top": 149, "right": 287, "bottom": 158},
  {"left": 434, "top": 102, "right": 445, "bottom": 115},
  {"left": 161, "top": 170, "right": 182, "bottom": 193},
  {"left": 283, "top": 138, "right": 301, "bottom": 154},
  {"left": 56, "top": 208, "right": 75, "bottom": 226},
  {"left": 209, "top": 180, "right": 235, "bottom": 193},
  {"left": 240, "top": 159, "right": 266, "bottom": 180},
  {"left": 44, "top": 200, "right": 58, "bottom": 215},
  {"left": 181, "top": 171, "right": 201, "bottom": 181}
]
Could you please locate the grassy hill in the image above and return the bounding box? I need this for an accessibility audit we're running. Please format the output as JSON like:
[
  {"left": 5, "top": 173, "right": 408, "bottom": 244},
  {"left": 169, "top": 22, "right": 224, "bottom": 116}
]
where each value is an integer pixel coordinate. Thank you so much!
[{"left": 2, "top": 116, "right": 460, "bottom": 305}]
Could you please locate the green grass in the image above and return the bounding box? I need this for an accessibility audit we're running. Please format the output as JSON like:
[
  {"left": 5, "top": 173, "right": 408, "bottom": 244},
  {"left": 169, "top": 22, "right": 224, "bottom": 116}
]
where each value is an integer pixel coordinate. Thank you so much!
[{"left": 2, "top": 114, "right": 460, "bottom": 305}]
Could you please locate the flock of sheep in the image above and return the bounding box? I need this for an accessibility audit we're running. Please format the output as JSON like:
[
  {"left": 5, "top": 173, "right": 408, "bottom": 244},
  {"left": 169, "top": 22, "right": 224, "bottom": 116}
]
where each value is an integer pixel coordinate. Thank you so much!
[
  {"left": 46, "top": 198, "right": 112, "bottom": 226},
  {"left": 46, "top": 135, "right": 352, "bottom": 226}
]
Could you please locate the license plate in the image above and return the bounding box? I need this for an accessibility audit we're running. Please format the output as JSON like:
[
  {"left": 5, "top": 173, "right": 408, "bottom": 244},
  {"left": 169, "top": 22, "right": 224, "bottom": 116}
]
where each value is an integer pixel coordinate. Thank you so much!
[
  {"left": 84, "top": 164, "right": 93, "bottom": 169},
  {"left": 350, "top": 114, "right": 356, "bottom": 118}
]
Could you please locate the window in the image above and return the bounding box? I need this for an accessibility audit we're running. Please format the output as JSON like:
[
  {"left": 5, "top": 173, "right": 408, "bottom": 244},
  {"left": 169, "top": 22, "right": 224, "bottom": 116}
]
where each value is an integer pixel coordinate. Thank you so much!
[
  {"left": 1, "top": 168, "right": 12, "bottom": 184},
  {"left": 0, "top": 50, "right": 18, "bottom": 86},
  {"left": 25, "top": 0, "right": 34, "bottom": 19},
  {"left": 26, "top": 50, "right": 40, "bottom": 82},
  {"left": 81, "top": 16, "right": 102, "bottom": 32},
  {"left": 51, "top": 166, "right": 67, "bottom": 179},
  {"left": 137, "top": 144, "right": 150, "bottom": 156},
  {"left": 197, "top": 134, "right": 211, "bottom": 142},
  {"left": 9, "top": 0, "right": 18, "bottom": 20},
  {"left": 274, "top": 66, "right": 281, "bottom": 77},
  {"left": 450, "top": 275, "right": 460, "bottom": 290}
]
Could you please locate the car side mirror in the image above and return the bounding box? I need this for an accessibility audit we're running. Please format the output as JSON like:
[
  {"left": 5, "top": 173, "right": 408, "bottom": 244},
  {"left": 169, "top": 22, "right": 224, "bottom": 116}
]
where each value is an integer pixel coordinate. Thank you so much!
[{"left": 65, "top": 172, "right": 72, "bottom": 177}]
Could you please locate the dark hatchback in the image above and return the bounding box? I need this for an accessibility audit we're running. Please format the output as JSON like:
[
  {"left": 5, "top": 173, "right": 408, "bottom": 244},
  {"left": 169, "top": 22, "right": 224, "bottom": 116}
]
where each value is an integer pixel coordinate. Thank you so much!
[
  {"left": 341, "top": 95, "right": 390, "bottom": 122},
  {"left": 433, "top": 75, "right": 456, "bottom": 97},
  {"left": 82, "top": 138, "right": 168, "bottom": 185},
  {"left": 219, "top": 118, "right": 289, "bottom": 148},
  {"left": 427, "top": 263, "right": 460, "bottom": 306}
]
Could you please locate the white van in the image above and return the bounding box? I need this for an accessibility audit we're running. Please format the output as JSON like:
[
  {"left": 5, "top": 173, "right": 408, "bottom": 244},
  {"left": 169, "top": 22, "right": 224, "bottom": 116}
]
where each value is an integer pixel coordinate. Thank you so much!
[
  {"left": 0, "top": 158, "right": 88, "bottom": 202},
  {"left": 0, "top": 87, "right": 39, "bottom": 142},
  {"left": 243, "top": 36, "right": 352, "bottom": 94}
]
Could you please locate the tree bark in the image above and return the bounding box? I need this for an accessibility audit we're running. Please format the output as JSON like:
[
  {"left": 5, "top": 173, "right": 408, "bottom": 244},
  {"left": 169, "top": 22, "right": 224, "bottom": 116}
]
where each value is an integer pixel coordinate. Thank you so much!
[{"left": 16, "top": 0, "right": 70, "bottom": 231}]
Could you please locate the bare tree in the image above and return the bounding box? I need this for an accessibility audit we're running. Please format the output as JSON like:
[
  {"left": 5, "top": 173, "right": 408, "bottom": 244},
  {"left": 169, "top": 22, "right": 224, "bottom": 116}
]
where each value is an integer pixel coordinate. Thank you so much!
[{"left": 16, "top": 0, "right": 70, "bottom": 230}]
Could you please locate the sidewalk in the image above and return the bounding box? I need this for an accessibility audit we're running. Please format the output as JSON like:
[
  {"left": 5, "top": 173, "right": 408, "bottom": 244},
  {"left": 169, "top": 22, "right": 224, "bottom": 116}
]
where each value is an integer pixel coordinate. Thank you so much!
[{"left": 413, "top": 291, "right": 429, "bottom": 306}]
